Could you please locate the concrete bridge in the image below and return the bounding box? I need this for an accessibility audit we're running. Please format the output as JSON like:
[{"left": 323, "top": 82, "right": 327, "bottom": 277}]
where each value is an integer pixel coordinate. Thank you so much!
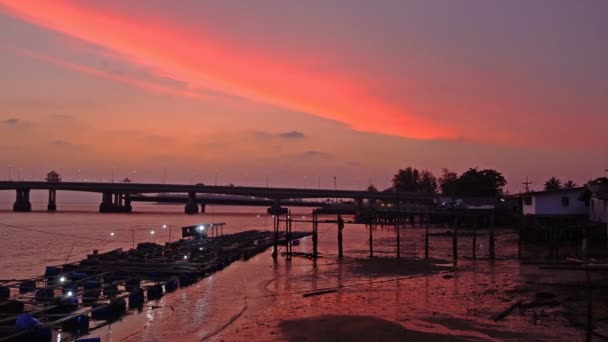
[{"left": 0, "top": 181, "right": 442, "bottom": 214}]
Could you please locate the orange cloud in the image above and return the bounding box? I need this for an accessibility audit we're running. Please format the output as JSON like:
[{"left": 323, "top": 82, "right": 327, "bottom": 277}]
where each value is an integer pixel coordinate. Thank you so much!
[{"left": 0, "top": 0, "right": 453, "bottom": 140}]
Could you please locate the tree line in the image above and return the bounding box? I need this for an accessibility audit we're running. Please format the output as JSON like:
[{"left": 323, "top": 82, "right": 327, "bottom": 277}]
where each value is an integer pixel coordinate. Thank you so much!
[{"left": 385, "top": 167, "right": 507, "bottom": 197}]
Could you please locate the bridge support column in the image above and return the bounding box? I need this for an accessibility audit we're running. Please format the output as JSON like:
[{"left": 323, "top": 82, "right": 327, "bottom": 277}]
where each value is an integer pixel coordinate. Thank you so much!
[
  {"left": 123, "top": 194, "right": 132, "bottom": 213},
  {"left": 47, "top": 190, "right": 57, "bottom": 211},
  {"left": 13, "top": 189, "right": 32, "bottom": 212},
  {"left": 100, "top": 192, "right": 114, "bottom": 213},
  {"left": 185, "top": 192, "right": 199, "bottom": 215},
  {"left": 200, "top": 202, "right": 206, "bottom": 213}
]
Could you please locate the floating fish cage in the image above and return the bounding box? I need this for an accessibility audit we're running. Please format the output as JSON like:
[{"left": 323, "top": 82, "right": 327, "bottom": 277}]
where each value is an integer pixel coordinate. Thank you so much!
[{"left": 0, "top": 228, "right": 310, "bottom": 341}]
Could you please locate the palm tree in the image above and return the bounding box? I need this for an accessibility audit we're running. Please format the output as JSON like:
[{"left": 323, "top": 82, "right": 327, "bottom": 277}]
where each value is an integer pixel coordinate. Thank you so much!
[
  {"left": 563, "top": 180, "right": 577, "bottom": 188},
  {"left": 544, "top": 177, "right": 561, "bottom": 190}
]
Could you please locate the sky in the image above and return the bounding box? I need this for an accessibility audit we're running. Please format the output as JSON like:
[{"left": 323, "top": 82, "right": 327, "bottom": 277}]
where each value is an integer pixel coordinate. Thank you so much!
[{"left": 0, "top": 0, "right": 607, "bottom": 194}]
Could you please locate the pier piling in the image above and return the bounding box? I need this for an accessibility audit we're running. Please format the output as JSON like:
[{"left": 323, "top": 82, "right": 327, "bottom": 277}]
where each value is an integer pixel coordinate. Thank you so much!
[
  {"left": 452, "top": 216, "right": 458, "bottom": 265},
  {"left": 472, "top": 216, "right": 477, "bottom": 260},
  {"left": 424, "top": 215, "right": 430, "bottom": 260},
  {"left": 368, "top": 224, "right": 374, "bottom": 258},
  {"left": 312, "top": 213, "right": 319, "bottom": 259},
  {"left": 489, "top": 214, "right": 496, "bottom": 260}
]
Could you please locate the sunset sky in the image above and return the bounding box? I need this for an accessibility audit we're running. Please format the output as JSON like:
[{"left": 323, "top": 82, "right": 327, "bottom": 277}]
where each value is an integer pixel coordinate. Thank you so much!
[{"left": 0, "top": 0, "right": 607, "bottom": 193}]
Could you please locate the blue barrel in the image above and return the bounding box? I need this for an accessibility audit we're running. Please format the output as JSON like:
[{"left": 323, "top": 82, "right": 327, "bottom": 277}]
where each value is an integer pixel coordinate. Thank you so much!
[
  {"left": 34, "top": 288, "right": 54, "bottom": 302},
  {"left": 63, "top": 314, "right": 89, "bottom": 333},
  {"left": 91, "top": 305, "right": 111, "bottom": 321},
  {"left": 103, "top": 283, "right": 118, "bottom": 297},
  {"left": 164, "top": 279, "right": 178, "bottom": 293},
  {"left": 125, "top": 278, "right": 140, "bottom": 292},
  {"left": 91, "top": 299, "right": 126, "bottom": 320},
  {"left": 44, "top": 267, "right": 61, "bottom": 280},
  {"left": 19, "top": 280, "right": 36, "bottom": 294},
  {"left": 109, "top": 298, "right": 126, "bottom": 316},
  {"left": 128, "top": 288, "right": 144, "bottom": 309},
  {"left": 178, "top": 273, "right": 196, "bottom": 287},
  {"left": 0, "top": 300, "right": 24, "bottom": 314},
  {"left": 83, "top": 280, "right": 100, "bottom": 289},
  {"left": 16, "top": 313, "right": 43, "bottom": 330},
  {"left": 62, "top": 282, "right": 78, "bottom": 295},
  {"left": 69, "top": 272, "right": 88, "bottom": 282},
  {"left": 146, "top": 284, "right": 163, "bottom": 300},
  {"left": 0, "top": 286, "right": 10, "bottom": 299}
]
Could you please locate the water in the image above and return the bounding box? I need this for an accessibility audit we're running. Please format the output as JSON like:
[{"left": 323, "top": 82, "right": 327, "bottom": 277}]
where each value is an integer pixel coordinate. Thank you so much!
[{"left": 0, "top": 203, "right": 589, "bottom": 341}]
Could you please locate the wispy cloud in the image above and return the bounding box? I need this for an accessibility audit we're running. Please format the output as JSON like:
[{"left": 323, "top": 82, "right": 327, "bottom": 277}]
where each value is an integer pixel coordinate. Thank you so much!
[
  {"left": 296, "top": 150, "right": 331, "bottom": 159},
  {"left": 278, "top": 131, "right": 306, "bottom": 139},
  {"left": 1, "top": 117, "right": 30, "bottom": 127}
]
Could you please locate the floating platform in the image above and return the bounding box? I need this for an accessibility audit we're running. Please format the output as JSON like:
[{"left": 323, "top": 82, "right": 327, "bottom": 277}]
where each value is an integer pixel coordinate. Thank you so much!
[{"left": 0, "top": 229, "right": 310, "bottom": 341}]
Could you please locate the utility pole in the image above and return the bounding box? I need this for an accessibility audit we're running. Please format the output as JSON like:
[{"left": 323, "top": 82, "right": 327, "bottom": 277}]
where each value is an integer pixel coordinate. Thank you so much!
[{"left": 522, "top": 177, "right": 532, "bottom": 193}]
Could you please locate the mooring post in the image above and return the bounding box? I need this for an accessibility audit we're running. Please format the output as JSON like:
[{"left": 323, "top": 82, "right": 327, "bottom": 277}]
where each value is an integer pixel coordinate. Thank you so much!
[
  {"left": 472, "top": 215, "right": 477, "bottom": 260},
  {"left": 286, "top": 211, "right": 292, "bottom": 261},
  {"left": 452, "top": 216, "right": 458, "bottom": 265},
  {"left": 312, "top": 213, "right": 319, "bottom": 259},
  {"left": 368, "top": 224, "right": 374, "bottom": 258},
  {"left": 424, "top": 214, "right": 430, "bottom": 260},
  {"left": 586, "top": 270, "right": 593, "bottom": 342},
  {"left": 489, "top": 213, "right": 496, "bottom": 260},
  {"left": 395, "top": 192, "right": 401, "bottom": 259},
  {"left": 272, "top": 214, "right": 279, "bottom": 259},
  {"left": 517, "top": 215, "right": 523, "bottom": 260},
  {"left": 337, "top": 215, "right": 344, "bottom": 259}
]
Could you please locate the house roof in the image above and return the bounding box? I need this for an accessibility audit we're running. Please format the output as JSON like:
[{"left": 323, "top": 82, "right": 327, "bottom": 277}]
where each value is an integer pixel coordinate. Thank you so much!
[
  {"left": 587, "top": 183, "right": 608, "bottom": 200},
  {"left": 522, "top": 187, "right": 585, "bottom": 197}
]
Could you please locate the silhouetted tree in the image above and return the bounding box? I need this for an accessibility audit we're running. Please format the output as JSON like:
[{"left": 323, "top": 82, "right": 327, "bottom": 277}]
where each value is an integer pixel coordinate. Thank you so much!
[
  {"left": 440, "top": 168, "right": 506, "bottom": 197},
  {"left": 419, "top": 170, "right": 438, "bottom": 193},
  {"left": 392, "top": 167, "right": 420, "bottom": 192},
  {"left": 563, "top": 180, "right": 577, "bottom": 188},
  {"left": 439, "top": 169, "right": 458, "bottom": 195},
  {"left": 544, "top": 177, "right": 561, "bottom": 190},
  {"left": 391, "top": 167, "right": 436, "bottom": 193},
  {"left": 366, "top": 184, "right": 378, "bottom": 205}
]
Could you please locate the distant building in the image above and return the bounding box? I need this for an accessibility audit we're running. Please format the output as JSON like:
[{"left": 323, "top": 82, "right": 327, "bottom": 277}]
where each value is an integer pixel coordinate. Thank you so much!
[
  {"left": 587, "top": 183, "right": 608, "bottom": 223},
  {"left": 45, "top": 170, "right": 61, "bottom": 182},
  {"left": 522, "top": 187, "right": 587, "bottom": 217}
]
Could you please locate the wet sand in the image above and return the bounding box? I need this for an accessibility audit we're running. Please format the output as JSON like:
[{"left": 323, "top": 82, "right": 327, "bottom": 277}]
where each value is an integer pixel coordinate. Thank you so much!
[{"left": 213, "top": 255, "right": 606, "bottom": 341}]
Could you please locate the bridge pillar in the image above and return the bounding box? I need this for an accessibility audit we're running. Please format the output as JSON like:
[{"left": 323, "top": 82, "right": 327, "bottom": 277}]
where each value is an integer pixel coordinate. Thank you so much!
[
  {"left": 185, "top": 192, "right": 199, "bottom": 215},
  {"left": 13, "top": 189, "right": 32, "bottom": 212},
  {"left": 123, "top": 194, "right": 132, "bottom": 213},
  {"left": 47, "top": 190, "right": 57, "bottom": 211},
  {"left": 100, "top": 192, "right": 114, "bottom": 213},
  {"left": 200, "top": 202, "right": 206, "bottom": 213},
  {"left": 100, "top": 192, "right": 133, "bottom": 213}
]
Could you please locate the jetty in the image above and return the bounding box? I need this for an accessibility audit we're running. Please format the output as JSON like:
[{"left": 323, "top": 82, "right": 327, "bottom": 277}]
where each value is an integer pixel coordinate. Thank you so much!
[{"left": 0, "top": 227, "right": 310, "bottom": 341}]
